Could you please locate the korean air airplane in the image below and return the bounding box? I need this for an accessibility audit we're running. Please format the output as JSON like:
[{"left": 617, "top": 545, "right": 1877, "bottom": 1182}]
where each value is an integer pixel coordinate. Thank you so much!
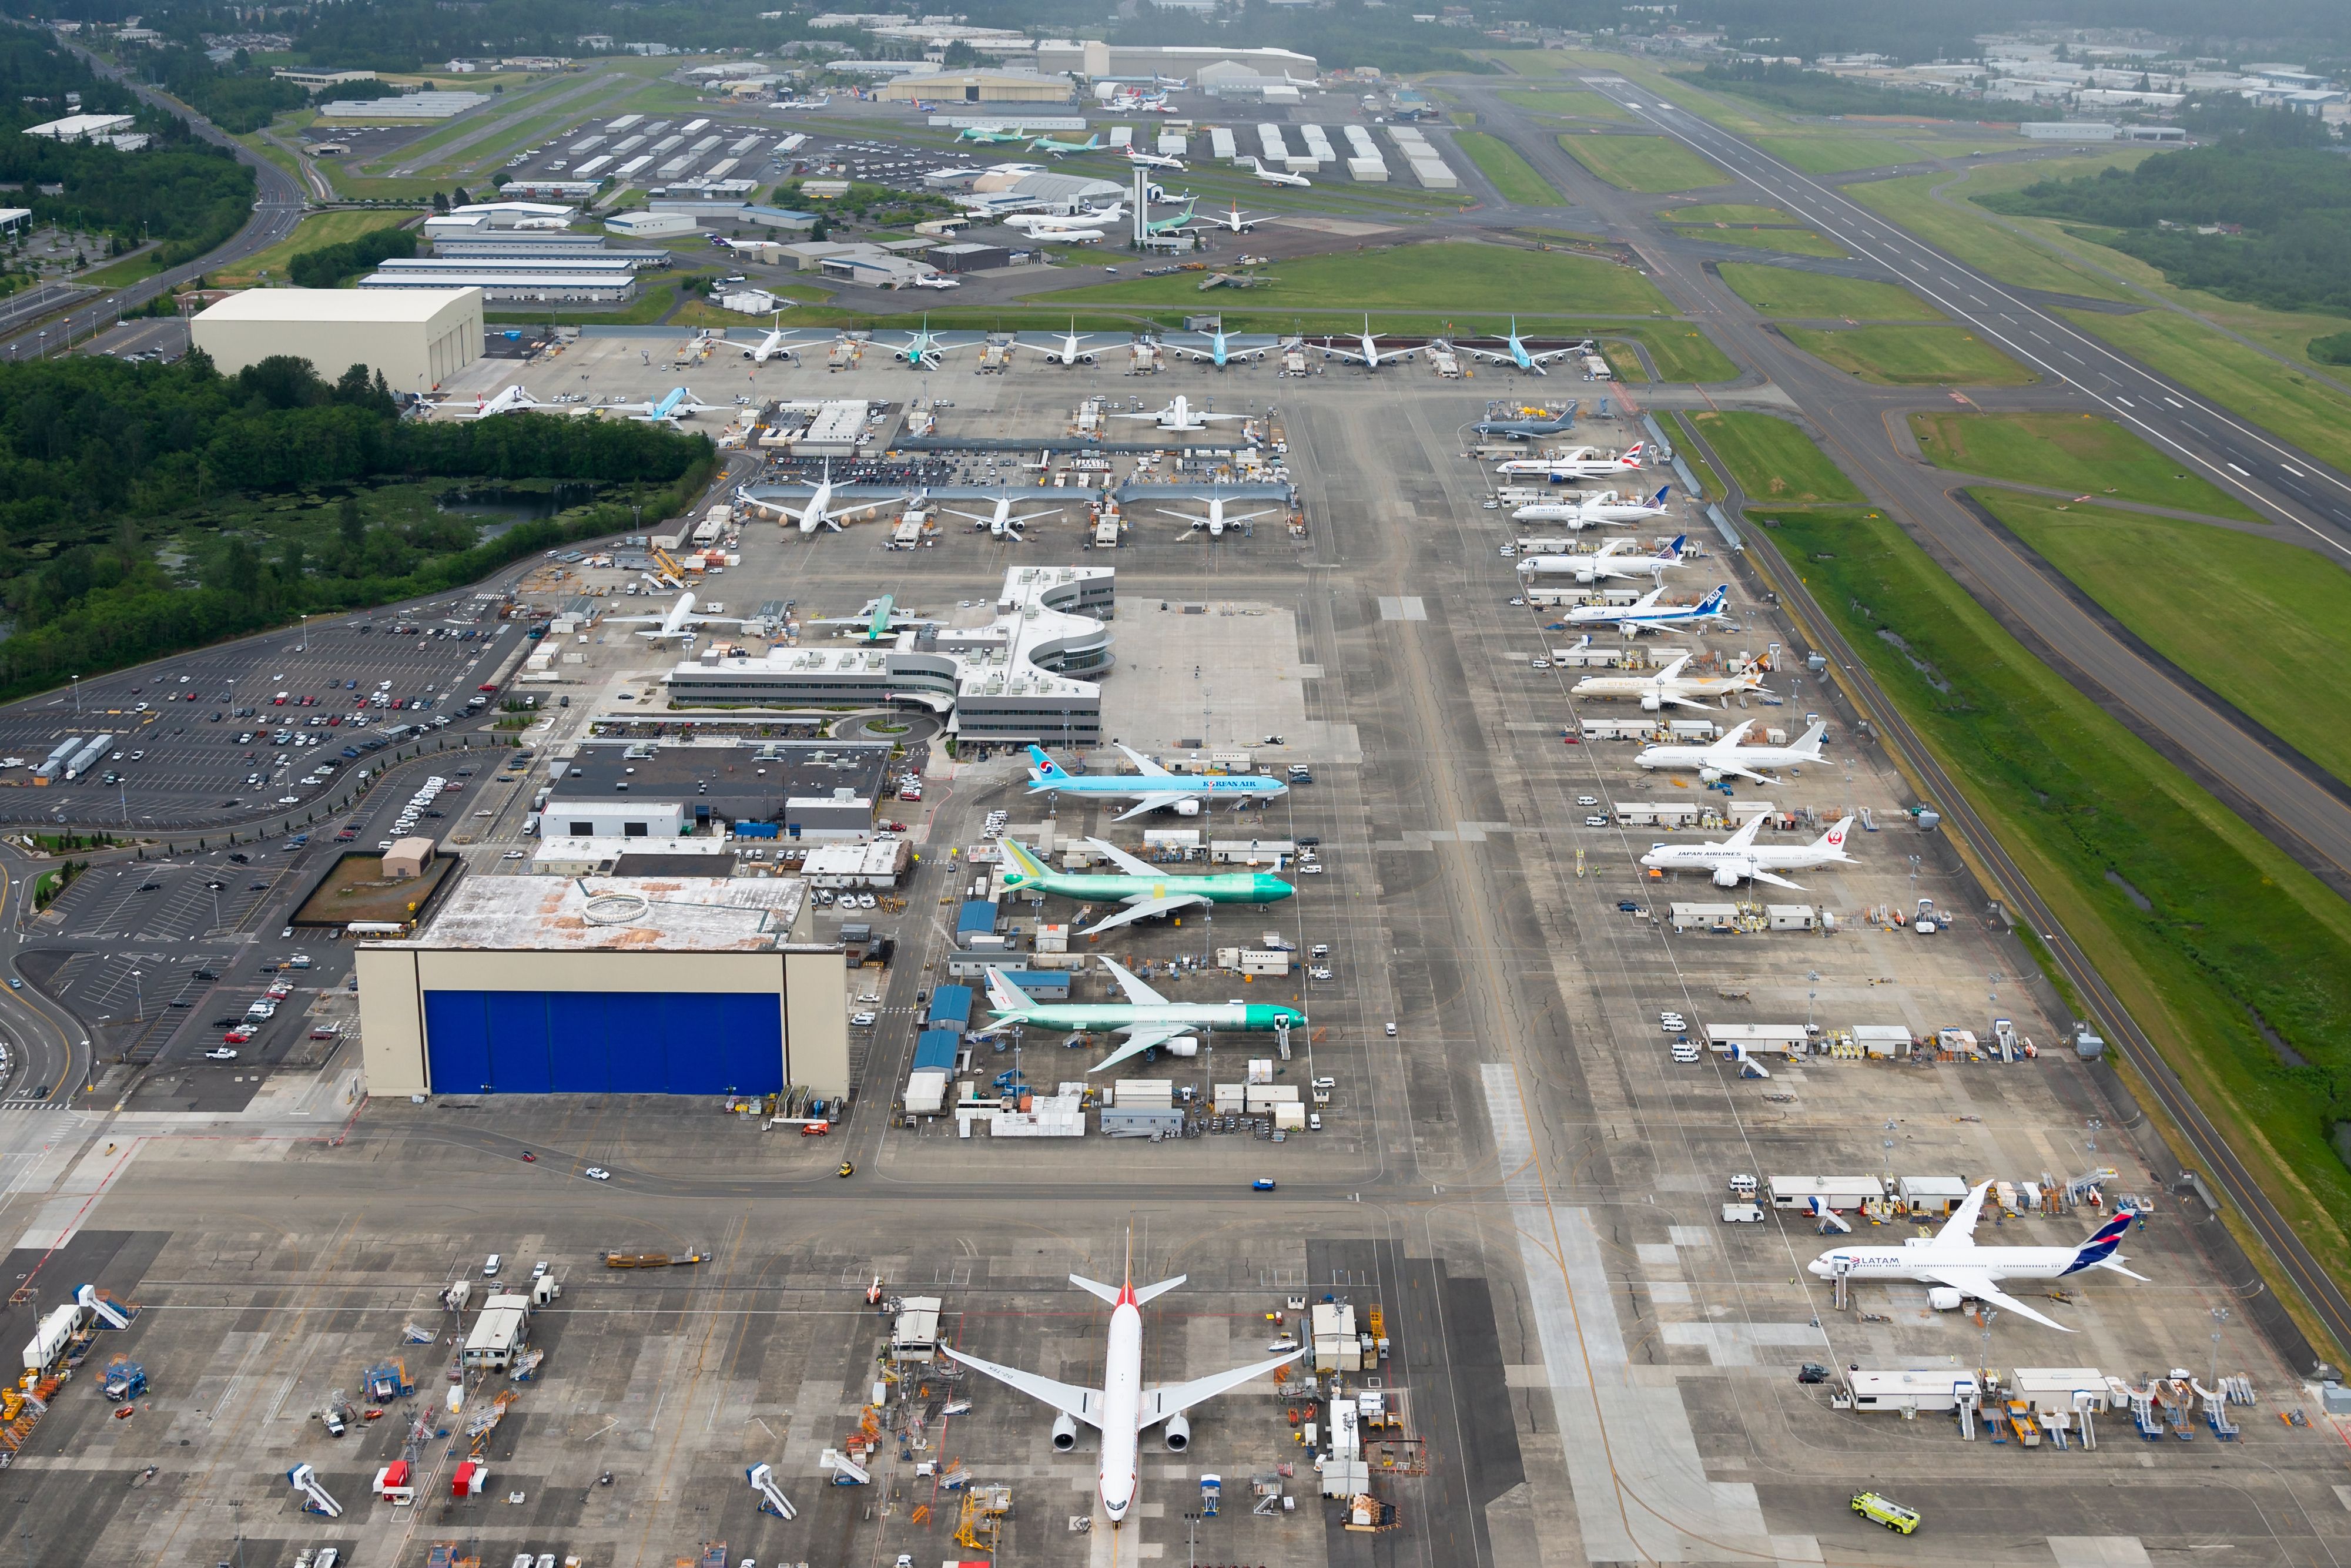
[
  {"left": 1026, "top": 743, "right": 1287, "bottom": 820},
  {"left": 1809, "top": 1180, "right": 2145, "bottom": 1331}
]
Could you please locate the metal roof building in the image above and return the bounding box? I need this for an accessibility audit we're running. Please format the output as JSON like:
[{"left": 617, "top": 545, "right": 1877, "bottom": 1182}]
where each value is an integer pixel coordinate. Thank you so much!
[{"left": 360, "top": 270, "right": 637, "bottom": 303}]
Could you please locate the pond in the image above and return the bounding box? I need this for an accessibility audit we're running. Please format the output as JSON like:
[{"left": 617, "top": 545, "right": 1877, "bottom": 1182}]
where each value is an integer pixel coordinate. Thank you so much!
[{"left": 437, "top": 483, "right": 600, "bottom": 541}]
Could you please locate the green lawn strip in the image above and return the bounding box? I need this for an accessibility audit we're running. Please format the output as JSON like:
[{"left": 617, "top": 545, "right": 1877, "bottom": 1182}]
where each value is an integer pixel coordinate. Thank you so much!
[
  {"left": 1041, "top": 241, "right": 1674, "bottom": 316},
  {"left": 1753, "top": 133, "right": 1921, "bottom": 174},
  {"left": 233, "top": 129, "right": 307, "bottom": 192},
  {"left": 2057, "top": 306, "right": 2351, "bottom": 481},
  {"left": 1671, "top": 225, "right": 1847, "bottom": 259},
  {"left": 1848, "top": 172, "right": 2137, "bottom": 303},
  {"left": 1496, "top": 88, "right": 1630, "bottom": 120},
  {"left": 1556, "top": 132, "right": 1730, "bottom": 193},
  {"left": 1660, "top": 203, "right": 1797, "bottom": 225},
  {"left": 1978, "top": 490, "right": 2351, "bottom": 785},
  {"left": 1756, "top": 504, "right": 2351, "bottom": 1294},
  {"left": 1783, "top": 324, "right": 2038, "bottom": 386},
  {"left": 1714, "top": 261, "right": 1944, "bottom": 321},
  {"left": 1668, "top": 413, "right": 1729, "bottom": 501},
  {"left": 213, "top": 209, "right": 421, "bottom": 286},
  {"left": 1452, "top": 130, "right": 1563, "bottom": 205},
  {"left": 1910, "top": 410, "right": 2262, "bottom": 521},
  {"left": 1685, "top": 410, "right": 1864, "bottom": 502},
  {"left": 78, "top": 249, "right": 169, "bottom": 287}
]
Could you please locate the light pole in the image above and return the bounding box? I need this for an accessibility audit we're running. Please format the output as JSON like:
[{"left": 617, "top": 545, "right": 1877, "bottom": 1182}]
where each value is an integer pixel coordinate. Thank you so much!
[
  {"left": 71, "top": 674, "right": 79, "bottom": 715},
  {"left": 301, "top": 614, "right": 309, "bottom": 653},
  {"left": 130, "top": 969, "right": 142, "bottom": 1022},
  {"left": 2210, "top": 1306, "right": 2230, "bottom": 1386}
]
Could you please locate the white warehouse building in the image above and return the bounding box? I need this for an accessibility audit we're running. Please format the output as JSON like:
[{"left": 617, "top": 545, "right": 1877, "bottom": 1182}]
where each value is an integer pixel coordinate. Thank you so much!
[{"left": 190, "top": 287, "right": 483, "bottom": 392}]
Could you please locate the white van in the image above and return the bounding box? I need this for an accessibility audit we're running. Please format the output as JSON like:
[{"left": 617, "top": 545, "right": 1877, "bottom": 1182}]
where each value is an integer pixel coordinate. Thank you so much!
[{"left": 483, "top": 1253, "right": 503, "bottom": 1276}]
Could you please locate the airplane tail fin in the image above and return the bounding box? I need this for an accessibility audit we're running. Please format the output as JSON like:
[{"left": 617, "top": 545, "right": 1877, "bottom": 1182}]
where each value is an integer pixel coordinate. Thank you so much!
[
  {"left": 1026, "top": 743, "right": 1071, "bottom": 782},
  {"left": 1652, "top": 484, "right": 1672, "bottom": 507},
  {"left": 1662, "top": 533, "right": 1686, "bottom": 560},
  {"left": 999, "top": 839, "right": 1050, "bottom": 885},
  {"left": 1816, "top": 816, "right": 1856, "bottom": 854},
  {"left": 2061, "top": 1212, "right": 2136, "bottom": 1275},
  {"left": 1619, "top": 441, "right": 1645, "bottom": 466},
  {"left": 1697, "top": 584, "right": 1729, "bottom": 617},
  {"left": 1794, "top": 720, "right": 1827, "bottom": 756}
]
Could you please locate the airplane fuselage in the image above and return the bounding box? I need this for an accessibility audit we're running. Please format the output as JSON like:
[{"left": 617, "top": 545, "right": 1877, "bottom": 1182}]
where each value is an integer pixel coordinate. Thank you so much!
[
  {"left": 1099, "top": 1303, "right": 1144, "bottom": 1522},
  {"left": 1016, "top": 867, "right": 1291, "bottom": 907},
  {"left": 1572, "top": 673, "right": 1766, "bottom": 703},
  {"left": 992, "top": 999, "right": 1302, "bottom": 1038},
  {"left": 1807, "top": 1242, "right": 2092, "bottom": 1283},
  {"left": 1029, "top": 770, "right": 1285, "bottom": 805},
  {"left": 1637, "top": 742, "right": 1816, "bottom": 773}
]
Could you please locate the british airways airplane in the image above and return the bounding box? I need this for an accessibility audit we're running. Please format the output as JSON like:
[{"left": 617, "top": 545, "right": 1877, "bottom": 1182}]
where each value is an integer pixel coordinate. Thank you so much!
[
  {"left": 1809, "top": 1180, "right": 2144, "bottom": 1332},
  {"left": 1026, "top": 743, "right": 1287, "bottom": 820}
]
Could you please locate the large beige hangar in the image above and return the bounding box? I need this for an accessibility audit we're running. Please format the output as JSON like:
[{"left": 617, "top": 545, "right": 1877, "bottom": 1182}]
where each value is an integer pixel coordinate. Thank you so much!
[
  {"left": 356, "top": 875, "right": 850, "bottom": 1100},
  {"left": 190, "top": 286, "right": 483, "bottom": 392}
]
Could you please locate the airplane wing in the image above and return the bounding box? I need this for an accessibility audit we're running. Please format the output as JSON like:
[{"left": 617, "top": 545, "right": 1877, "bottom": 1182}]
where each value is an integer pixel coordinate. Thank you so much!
[
  {"left": 1915, "top": 1267, "right": 2071, "bottom": 1332},
  {"left": 1222, "top": 507, "right": 1281, "bottom": 524},
  {"left": 1083, "top": 837, "right": 1156, "bottom": 878},
  {"left": 1097, "top": 955, "right": 1168, "bottom": 1006},
  {"left": 1166, "top": 343, "right": 1214, "bottom": 361},
  {"left": 1452, "top": 343, "right": 1513, "bottom": 365},
  {"left": 1722, "top": 813, "right": 1767, "bottom": 852},
  {"left": 1746, "top": 869, "right": 1806, "bottom": 891},
  {"left": 1112, "top": 792, "right": 1193, "bottom": 822},
  {"left": 1153, "top": 507, "right": 1213, "bottom": 527},
  {"left": 1140, "top": 1348, "right": 1305, "bottom": 1426},
  {"left": 1090, "top": 1023, "right": 1190, "bottom": 1075},
  {"left": 1080, "top": 893, "right": 1210, "bottom": 937},
  {"left": 936, "top": 507, "right": 994, "bottom": 525},
  {"left": 939, "top": 1346, "right": 1105, "bottom": 1426},
  {"left": 1320, "top": 342, "right": 1372, "bottom": 364},
  {"left": 1111, "top": 742, "right": 1177, "bottom": 778},
  {"left": 1709, "top": 761, "right": 1774, "bottom": 785}
]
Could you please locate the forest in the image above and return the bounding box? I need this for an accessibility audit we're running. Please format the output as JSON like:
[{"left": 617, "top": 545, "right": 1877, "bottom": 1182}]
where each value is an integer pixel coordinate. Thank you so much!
[
  {"left": 0, "top": 354, "right": 714, "bottom": 699},
  {"left": 1692, "top": 62, "right": 2060, "bottom": 122},
  {"left": 287, "top": 225, "right": 417, "bottom": 287}
]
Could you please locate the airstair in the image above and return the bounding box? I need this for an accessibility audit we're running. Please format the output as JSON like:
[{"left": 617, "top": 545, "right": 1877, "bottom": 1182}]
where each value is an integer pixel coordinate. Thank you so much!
[
  {"left": 748, "top": 1462, "right": 798, "bottom": 1519},
  {"left": 820, "top": 1448, "right": 871, "bottom": 1485},
  {"left": 288, "top": 1463, "right": 344, "bottom": 1517},
  {"left": 75, "top": 1285, "right": 136, "bottom": 1329}
]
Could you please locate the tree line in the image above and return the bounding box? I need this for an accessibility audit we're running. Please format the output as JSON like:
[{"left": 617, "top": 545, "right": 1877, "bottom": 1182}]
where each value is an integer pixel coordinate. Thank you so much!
[
  {"left": 1693, "top": 62, "right": 2062, "bottom": 122},
  {"left": 287, "top": 225, "right": 417, "bottom": 287}
]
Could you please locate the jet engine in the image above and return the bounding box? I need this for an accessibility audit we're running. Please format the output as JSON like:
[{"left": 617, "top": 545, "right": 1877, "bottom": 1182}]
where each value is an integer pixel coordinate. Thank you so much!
[
  {"left": 1164, "top": 1036, "right": 1200, "bottom": 1057},
  {"left": 1172, "top": 798, "right": 1203, "bottom": 817},
  {"left": 1713, "top": 865, "right": 1744, "bottom": 889},
  {"left": 1927, "top": 1286, "right": 1964, "bottom": 1312},
  {"left": 1697, "top": 766, "right": 1724, "bottom": 783},
  {"left": 1052, "top": 1413, "right": 1079, "bottom": 1450},
  {"left": 1640, "top": 693, "right": 1664, "bottom": 712},
  {"left": 1164, "top": 1416, "right": 1191, "bottom": 1452},
  {"left": 1078, "top": 352, "right": 1098, "bottom": 366}
]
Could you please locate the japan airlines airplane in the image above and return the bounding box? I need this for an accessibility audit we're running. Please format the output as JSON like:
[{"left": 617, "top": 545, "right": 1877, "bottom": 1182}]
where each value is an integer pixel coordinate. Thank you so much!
[
  {"left": 1495, "top": 442, "right": 1646, "bottom": 480},
  {"left": 1636, "top": 717, "right": 1828, "bottom": 783},
  {"left": 1809, "top": 1181, "right": 2144, "bottom": 1332},
  {"left": 941, "top": 1235, "right": 1305, "bottom": 1527},
  {"left": 603, "top": 592, "right": 753, "bottom": 642},
  {"left": 1168, "top": 324, "right": 1270, "bottom": 368},
  {"left": 999, "top": 838, "right": 1292, "bottom": 936},
  {"left": 1641, "top": 813, "right": 1855, "bottom": 890},
  {"left": 1235, "top": 155, "right": 1311, "bottom": 187},
  {"left": 1452, "top": 317, "right": 1588, "bottom": 375},
  {"left": 1560, "top": 582, "right": 1730, "bottom": 636},
  {"left": 1123, "top": 145, "right": 1185, "bottom": 170},
  {"left": 981, "top": 957, "right": 1305, "bottom": 1072},
  {"left": 1113, "top": 395, "right": 1249, "bottom": 433},
  {"left": 1513, "top": 485, "right": 1673, "bottom": 528},
  {"left": 1571, "top": 652, "right": 1772, "bottom": 711},
  {"left": 1026, "top": 742, "right": 1287, "bottom": 820},
  {"left": 621, "top": 386, "right": 725, "bottom": 424},
  {"left": 1319, "top": 313, "right": 1419, "bottom": 370},
  {"left": 1156, "top": 487, "right": 1282, "bottom": 538},
  {"left": 940, "top": 489, "right": 1061, "bottom": 538},
  {"left": 1518, "top": 534, "right": 1684, "bottom": 585},
  {"left": 1017, "top": 320, "right": 1109, "bottom": 365}
]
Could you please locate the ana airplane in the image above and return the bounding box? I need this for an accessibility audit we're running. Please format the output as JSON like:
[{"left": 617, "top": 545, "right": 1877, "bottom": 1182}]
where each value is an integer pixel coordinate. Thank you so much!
[
  {"left": 1513, "top": 485, "right": 1673, "bottom": 528},
  {"left": 1156, "top": 487, "right": 1282, "bottom": 538},
  {"left": 941, "top": 489, "right": 1061, "bottom": 538},
  {"left": 982, "top": 956, "right": 1306, "bottom": 1073},
  {"left": 1113, "top": 395, "right": 1250, "bottom": 433},
  {"left": 1123, "top": 145, "right": 1185, "bottom": 170},
  {"left": 1017, "top": 320, "right": 1110, "bottom": 365},
  {"left": 1571, "top": 652, "right": 1773, "bottom": 712},
  {"left": 885, "top": 316, "right": 955, "bottom": 368},
  {"left": 1518, "top": 534, "right": 1685, "bottom": 585},
  {"left": 1235, "top": 155, "right": 1311, "bottom": 187},
  {"left": 428, "top": 384, "right": 547, "bottom": 419},
  {"left": 957, "top": 125, "right": 1031, "bottom": 143},
  {"left": 1560, "top": 582, "right": 1731, "bottom": 636},
  {"left": 1495, "top": 442, "right": 1647, "bottom": 480},
  {"left": 1452, "top": 317, "right": 1588, "bottom": 376},
  {"left": 621, "top": 387, "right": 726, "bottom": 424},
  {"left": 602, "top": 592, "right": 753, "bottom": 642},
  {"left": 1808, "top": 1181, "right": 2144, "bottom": 1332},
  {"left": 1320, "top": 313, "right": 1421, "bottom": 370},
  {"left": 1168, "top": 324, "right": 1271, "bottom": 368},
  {"left": 1641, "top": 813, "right": 1856, "bottom": 890},
  {"left": 999, "top": 838, "right": 1292, "bottom": 936},
  {"left": 941, "top": 1234, "right": 1305, "bottom": 1527},
  {"left": 1473, "top": 407, "right": 1577, "bottom": 440},
  {"left": 1026, "top": 742, "right": 1287, "bottom": 820},
  {"left": 1030, "top": 133, "right": 1106, "bottom": 156},
  {"left": 1636, "top": 717, "right": 1828, "bottom": 783}
]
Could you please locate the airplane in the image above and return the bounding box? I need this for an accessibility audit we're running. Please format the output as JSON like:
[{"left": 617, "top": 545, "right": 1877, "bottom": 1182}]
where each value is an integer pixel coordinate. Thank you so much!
[
  {"left": 602, "top": 591, "right": 753, "bottom": 642},
  {"left": 1451, "top": 318, "right": 1588, "bottom": 376},
  {"left": 1189, "top": 201, "right": 1260, "bottom": 234},
  {"left": 1560, "top": 582, "right": 1731, "bottom": 636},
  {"left": 1019, "top": 225, "right": 1107, "bottom": 245},
  {"left": 1319, "top": 314, "right": 1421, "bottom": 370},
  {"left": 940, "top": 1233, "right": 1305, "bottom": 1527},
  {"left": 1155, "top": 486, "right": 1282, "bottom": 538},
  {"left": 1030, "top": 132, "right": 1106, "bottom": 156},
  {"left": 1473, "top": 406, "right": 1576, "bottom": 440},
  {"left": 620, "top": 386, "right": 726, "bottom": 424},
  {"left": 1513, "top": 485, "right": 1673, "bottom": 527},
  {"left": 999, "top": 837, "right": 1292, "bottom": 936},
  {"left": 1123, "top": 145, "right": 1185, "bottom": 171},
  {"left": 1495, "top": 442, "right": 1647, "bottom": 480},
  {"left": 426, "top": 384, "right": 547, "bottom": 418},
  {"left": 885, "top": 316, "right": 955, "bottom": 368},
  {"left": 1111, "top": 395, "right": 1250, "bottom": 433},
  {"left": 1017, "top": 319, "right": 1110, "bottom": 365},
  {"left": 1518, "top": 534, "right": 1685, "bottom": 585},
  {"left": 1640, "top": 813, "right": 1855, "bottom": 890},
  {"left": 1168, "top": 324, "right": 1271, "bottom": 368},
  {"left": 800, "top": 594, "right": 942, "bottom": 641},
  {"left": 735, "top": 461, "right": 906, "bottom": 535},
  {"left": 1143, "top": 197, "right": 1200, "bottom": 236},
  {"left": 1570, "top": 652, "right": 1772, "bottom": 712},
  {"left": 956, "top": 125, "right": 1030, "bottom": 143},
  {"left": 742, "top": 323, "right": 809, "bottom": 364},
  {"left": 981, "top": 957, "right": 1305, "bottom": 1073},
  {"left": 940, "top": 489, "right": 1062, "bottom": 538},
  {"left": 1808, "top": 1180, "right": 2143, "bottom": 1332},
  {"left": 1235, "top": 155, "right": 1310, "bottom": 187},
  {"left": 1025, "top": 741, "right": 1287, "bottom": 820},
  {"left": 1636, "top": 716, "right": 1828, "bottom": 783},
  {"left": 1003, "top": 204, "right": 1126, "bottom": 233},
  {"left": 912, "top": 273, "right": 962, "bottom": 288}
]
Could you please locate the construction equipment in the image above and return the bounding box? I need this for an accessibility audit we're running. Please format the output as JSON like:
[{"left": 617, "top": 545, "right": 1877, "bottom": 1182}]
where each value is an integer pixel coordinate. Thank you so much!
[
  {"left": 101, "top": 1357, "right": 146, "bottom": 1402},
  {"left": 512, "top": 1347, "right": 546, "bottom": 1382},
  {"left": 650, "top": 544, "right": 688, "bottom": 588},
  {"left": 465, "top": 1388, "right": 518, "bottom": 1452},
  {"left": 401, "top": 1322, "right": 437, "bottom": 1345},
  {"left": 954, "top": 1485, "right": 1012, "bottom": 1554},
  {"left": 1200, "top": 1474, "right": 1221, "bottom": 1517},
  {"left": 747, "top": 1462, "right": 798, "bottom": 1519},
  {"left": 289, "top": 1463, "right": 344, "bottom": 1517}
]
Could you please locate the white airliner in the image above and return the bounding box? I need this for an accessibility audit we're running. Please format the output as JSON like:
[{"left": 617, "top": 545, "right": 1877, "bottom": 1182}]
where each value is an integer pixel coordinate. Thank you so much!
[
  {"left": 942, "top": 1237, "right": 1304, "bottom": 1528},
  {"left": 1496, "top": 442, "right": 1646, "bottom": 480},
  {"left": 1002, "top": 204, "right": 1127, "bottom": 233},
  {"left": 1640, "top": 813, "right": 1854, "bottom": 890},
  {"left": 1113, "top": 395, "right": 1249, "bottom": 433},
  {"left": 1519, "top": 535, "right": 1684, "bottom": 585},
  {"left": 1560, "top": 583, "right": 1730, "bottom": 636},
  {"left": 430, "top": 384, "right": 547, "bottom": 419},
  {"left": 1452, "top": 317, "right": 1586, "bottom": 375},
  {"left": 1235, "top": 155, "right": 1311, "bottom": 187},
  {"left": 1571, "top": 652, "right": 1772, "bottom": 711},
  {"left": 1019, "top": 319, "right": 1109, "bottom": 365},
  {"left": 1156, "top": 487, "right": 1281, "bottom": 538},
  {"left": 736, "top": 461, "right": 906, "bottom": 535},
  {"left": 1319, "top": 314, "right": 1420, "bottom": 370},
  {"left": 1191, "top": 201, "right": 1260, "bottom": 233},
  {"left": 1513, "top": 484, "right": 1673, "bottom": 528},
  {"left": 742, "top": 326, "right": 808, "bottom": 364},
  {"left": 619, "top": 387, "right": 726, "bottom": 424},
  {"left": 1636, "top": 717, "right": 1827, "bottom": 782},
  {"left": 603, "top": 591, "right": 753, "bottom": 642},
  {"left": 1809, "top": 1181, "right": 2143, "bottom": 1332},
  {"left": 941, "top": 490, "right": 1061, "bottom": 538},
  {"left": 1123, "top": 146, "right": 1185, "bottom": 170}
]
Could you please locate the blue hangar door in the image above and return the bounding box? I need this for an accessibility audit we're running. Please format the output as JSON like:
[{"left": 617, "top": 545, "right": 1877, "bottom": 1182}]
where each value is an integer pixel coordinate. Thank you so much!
[{"left": 422, "top": 991, "right": 784, "bottom": 1094}]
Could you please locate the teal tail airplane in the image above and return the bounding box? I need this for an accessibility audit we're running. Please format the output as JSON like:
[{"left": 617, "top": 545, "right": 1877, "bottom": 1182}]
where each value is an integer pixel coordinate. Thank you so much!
[
  {"left": 999, "top": 837, "right": 1292, "bottom": 936},
  {"left": 982, "top": 956, "right": 1306, "bottom": 1073}
]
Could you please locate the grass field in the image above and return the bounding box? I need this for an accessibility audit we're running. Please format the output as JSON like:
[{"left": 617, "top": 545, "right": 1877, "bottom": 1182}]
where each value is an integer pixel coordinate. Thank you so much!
[
  {"left": 1909, "top": 410, "right": 2263, "bottom": 521},
  {"left": 1669, "top": 413, "right": 1729, "bottom": 501},
  {"left": 1454, "top": 130, "right": 1563, "bottom": 206},
  {"left": 1754, "top": 132, "right": 1920, "bottom": 174},
  {"left": 1672, "top": 224, "right": 1848, "bottom": 259},
  {"left": 1496, "top": 88, "right": 1630, "bottom": 120},
  {"left": 1714, "top": 262, "right": 1943, "bottom": 321},
  {"left": 1784, "top": 324, "right": 2037, "bottom": 386},
  {"left": 1659, "top": 203, "right": 1798, "bottom": 225},
  {"left": 212, "top": 209, "right": 421, "bottom": 287},
  {"left": 1753, "top": 504, "right": 2351, "bottom": 1308},
  {"left": 1043, "top": 240, "right": 1674, "bottom": 317},
  {"left": 1558, "top": 132, "right": 1729, "bottom": 192},
  {"left": 1684, "top": 410, "right": 1864, "bottom": 503},
  {"left": 1848, "top": 170, "right": 2139, "bottom": 303}
]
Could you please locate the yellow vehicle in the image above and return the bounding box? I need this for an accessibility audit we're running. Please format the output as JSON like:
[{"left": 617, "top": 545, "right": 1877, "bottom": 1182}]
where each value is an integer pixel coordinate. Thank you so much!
[{"left": 1850, "top": 1493, "right": 1920, "bottom": 1535}]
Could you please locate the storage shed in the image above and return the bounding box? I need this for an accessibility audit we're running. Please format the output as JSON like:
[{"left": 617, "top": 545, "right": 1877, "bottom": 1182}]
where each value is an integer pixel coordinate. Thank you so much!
[{"left": 383, "top": 836, "right": 436, "bottom": 879}]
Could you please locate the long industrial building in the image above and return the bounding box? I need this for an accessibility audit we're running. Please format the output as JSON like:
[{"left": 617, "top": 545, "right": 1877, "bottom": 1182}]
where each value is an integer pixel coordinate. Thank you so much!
[
  {"left": 356, "top": 875, "right": 849, "bottom": 1098},
  {"left": 189, "top": 287, "right": 483, "bottom": 391},
  {"left": 1032, "top": 41, "right": 1318, "bottom": 82},
  {"left": 359, "top": 269, "right": 636, "bottom": 304}
]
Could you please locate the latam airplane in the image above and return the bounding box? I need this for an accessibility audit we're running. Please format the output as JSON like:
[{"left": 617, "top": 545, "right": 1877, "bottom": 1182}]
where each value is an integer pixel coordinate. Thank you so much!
[
  {"left": 1026, "top": 742, "right": 1285, "bottom": 819},
  {"left": 942, "top": 1236, "right": 1305, "bottom": 1527},
  {"left": 1809, "top": 1180, "right": 2144, "bottom": 1331},
  {"left": 604, "top": 592, "right": 753, "bottom": 642}
]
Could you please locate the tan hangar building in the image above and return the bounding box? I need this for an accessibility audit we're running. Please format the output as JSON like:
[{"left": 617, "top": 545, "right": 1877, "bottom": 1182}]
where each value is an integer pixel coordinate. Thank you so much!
[{"left": 190, "top": 286, "right": 483, "bottom": 393}]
